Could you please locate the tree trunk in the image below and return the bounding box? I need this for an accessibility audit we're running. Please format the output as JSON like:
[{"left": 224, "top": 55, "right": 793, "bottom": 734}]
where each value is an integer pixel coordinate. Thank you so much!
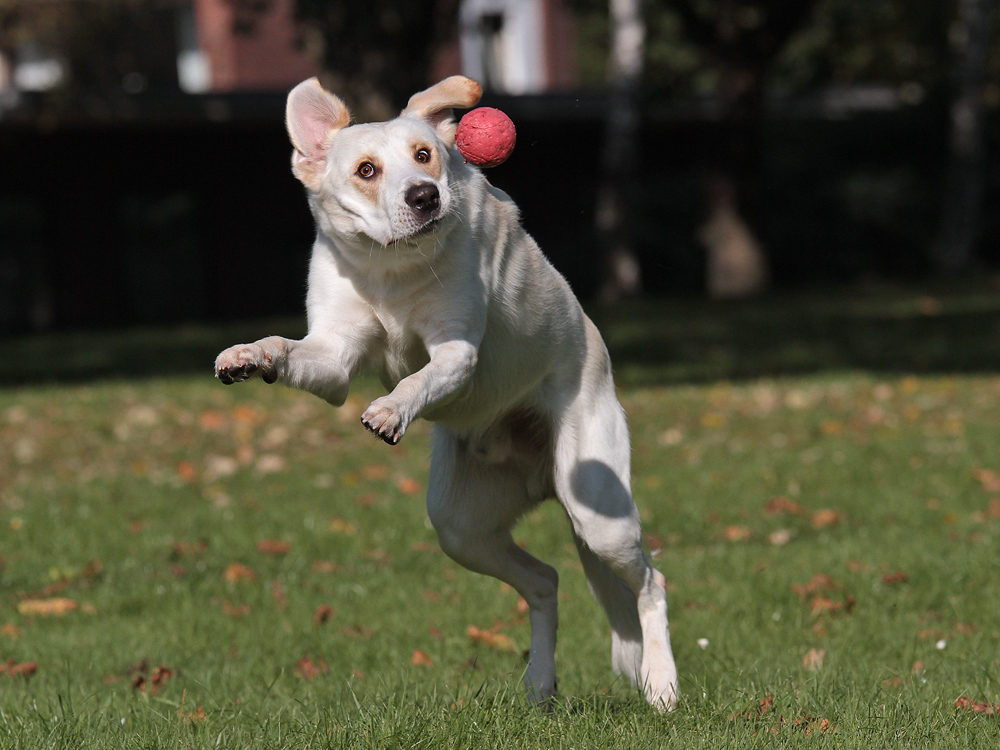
[
  {"left": 596, "top": 0, "right": 645, "bottom": 304},
  {"left": 935, "top": 0, "right": 998, "bottom": 275}
]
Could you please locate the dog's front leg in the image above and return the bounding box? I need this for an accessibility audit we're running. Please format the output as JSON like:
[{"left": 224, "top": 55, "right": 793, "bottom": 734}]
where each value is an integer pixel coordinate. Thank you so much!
[
  {"left": 215, "top": 335, "right": 352, "bottom": 407},
  {"left": 362, "top": 339, "right": 476, "bottom": 445}
]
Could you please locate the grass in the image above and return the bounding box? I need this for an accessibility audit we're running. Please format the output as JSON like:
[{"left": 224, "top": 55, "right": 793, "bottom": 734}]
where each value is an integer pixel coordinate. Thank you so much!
[{"left": 3, "top": 285, "right": 1000, "bottom": 747}]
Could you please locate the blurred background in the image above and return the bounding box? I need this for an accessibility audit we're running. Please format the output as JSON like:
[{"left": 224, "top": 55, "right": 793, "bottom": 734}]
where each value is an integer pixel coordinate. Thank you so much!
[{"left": 0, "top": 0, "right": 998, "bottom": 335}]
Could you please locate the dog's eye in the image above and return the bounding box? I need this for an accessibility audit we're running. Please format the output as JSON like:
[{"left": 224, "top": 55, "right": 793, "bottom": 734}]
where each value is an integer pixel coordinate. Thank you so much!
[
  {"left": 415, "top": 148, "right": 431, "bottom": 164},
  {"left": 357, "top": 162, "right": 376, "bottom": 179}
]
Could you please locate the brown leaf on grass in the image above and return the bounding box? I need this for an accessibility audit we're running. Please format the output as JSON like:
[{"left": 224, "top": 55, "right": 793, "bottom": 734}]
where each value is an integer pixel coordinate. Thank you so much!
[
  {"left": 295, "top": 656, "right": 329, "bottom": 681},
  {"left": 17, "top": 598, "right": 78, "bottom": 617},
  {"left": 764, "top": 496, "right": 805, "bottom": 516},
  {"left": 176, "top": 461, "right": 197, "bottom": 483},
  {"left": 882, "top": 571, "right": 908, "bottom": 585},
  {"left": 809, "top": 595, "right": 856, "bottom": 617},
  {"left": 362, "top": 464, "right": 390, "bottom": 480},
  {"left": 466, "top": 625, "right": 519, "bottom": 654},
  {"left": 329, "top": 518, "right": 357, "bottom": 535},
  {"left": 410, "top": 649, "right": 433, "bottom": 667},
  {"left": 721, "top": 525, "right": 752, "bottom": 543},
  {"left": 223, "top": 563, "right": 256, "bottom": 584},
  {"left": 271, "top": 579, "right": 287, "bottom": 609},
  {"left": 340, "top": 624, "right": 374, "bottom": 639},
  {"left": 768, "top": 529, "right": 795, "bottom": 546},
  {"left": 313, "top": 605, "right": 336, "bottom": 625},
  {"left": 178, "top": 705, "right": 207, "bottom": 725},
  {"left": 232, "top": 404, "right": 261, "bottom": 426},
  {"left": 974, "top": 469, "right": 1000, "bottom": 494},
  {"left": 129, "top": 661, "right": 176, "bottom": 694},
  {"left": 397, "top": 477, "right": 422, "bottom": 496},
  {"left": 172, "top": 539, "right": 208, "bottom": 557},
  {"left": 802, "top": 648, "right": 825, "bottom": 671},
  {"left": 2, "top": 623, "right": 21, "bottom": 640},
  {"left": 811, "top": 509, "right": 841, "bottom": 529},
  {"left": 955, "top": 697, "right": 1000, "bottom": 715},
  {"left": 312, "top": 560, "right": 338, "bottom": 574},
  {"left": 198, "top": 410, "right": 227, "bottom": 430},
  {"left": 222, "top": 601, "right": 250, "bottom": 617},
  {"left": 0, "top": 660, "right": 38, "bottom": 678},
  {"left": 730, "top": 694, "right": 774, "bottom": 721},
  {"left": 256, "top": 538, "right": 290, "bottom": 556},
  {"left": 792, "top": 574, "right": 838, "bottom": 598}
]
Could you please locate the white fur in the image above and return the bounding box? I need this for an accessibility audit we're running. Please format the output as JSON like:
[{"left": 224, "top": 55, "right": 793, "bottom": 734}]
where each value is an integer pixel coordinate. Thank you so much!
[{"left": 215, "top": 76, "right": 679, "bottom": 709}]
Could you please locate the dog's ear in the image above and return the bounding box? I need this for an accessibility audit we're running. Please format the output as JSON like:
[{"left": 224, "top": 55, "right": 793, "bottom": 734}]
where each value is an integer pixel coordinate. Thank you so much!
[
  {"left": 402, "top": 76, "right": 482, "bottom": 147},
  {"left": 286, "top": 78, "right": 351, "bottom": 190}
]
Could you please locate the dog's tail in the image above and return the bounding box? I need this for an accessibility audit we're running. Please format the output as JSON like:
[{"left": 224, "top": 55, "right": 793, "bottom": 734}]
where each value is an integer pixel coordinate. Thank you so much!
[{"left": 572, "top": 532, "right": 644, "bottom": 687}]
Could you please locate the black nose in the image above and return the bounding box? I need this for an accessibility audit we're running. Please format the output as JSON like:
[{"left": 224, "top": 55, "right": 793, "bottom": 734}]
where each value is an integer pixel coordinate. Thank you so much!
[{"left": 405, "top": 183, "right": 440, "bottom": 217}]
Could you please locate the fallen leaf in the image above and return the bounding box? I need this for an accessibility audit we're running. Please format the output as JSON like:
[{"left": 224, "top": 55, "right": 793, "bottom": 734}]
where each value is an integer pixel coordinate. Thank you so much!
[
  {"left": 295, "top": 656, "right": 329, "bottom": 681},
  {"left": 314, "top": 605, "right": 336, "bottom": 625},
  {"left": 362, "top": 464, "right": 390, "bottom": 480},
  {"left": 811, "top": 509, "right": 841, "bottom": 529},
  {"left": 256, "top": 539, "right": 290, "bottom": 556},
  {"left": 466, "top": 625, "right": 519, "bottom": 653},
  {"left": 0, "top": 660, "right": 38, "bottom": 678},
  {"left": 2, "top": 623, "right": 21, "bottom": 639},
  {"left": 397, "top": 477, "right": 422, "bottom": 495},
  {"left": 882, "top": 571, "right": 908, "bottom": 585},
  {"left": 410, "top": 649, "right": 433, "bottom": 667},
  {"left": 955, "top": 697, "right": 1000, "bottom": 715},
  {"left": 792, "top": 574, "right": 838, "bottom": 598},
  {"left": 329, "top": 518, "right": 357, "bottom": 535},
  {"left": 340, "top": 624, "right": 374, "bottom": 639},
  {"left": 764, "top": 496, "right": 805, "bottom": 516},
  {"left": 721, "top": 525, "right": 752, "bottom": 543},
  {"left": 802, "top": 647, "right": 825, "bottom": 671},
  {"left": 178, "top": 705, "right": 207, "bottom": 725},
  {"left": 255, "top": 454, "right": 285, "bottom": 474},
  {"left": 222, "top": 601, "right": 250, "bottom": 617},
  {"left": 271, "top": 579, "right": 287, "bottom": 609},
  {"left": 974, "top": 469, "right": 1000, "bottom": 494},
  {"left": 18, "top": 598, "right": 78, "bottom": 617},
  {"left": 768, "top": 529, "right": 795, "bottom": 546},
  {"left": 232, "top": 404, "right": 260, "bottom": 426},
  {"left": 312, "top": 560, "right": 338, "bottom": 574},
  {"left": 198, "top": 410, "right": 227, "bottom": 430},
  {"left": 223, "top": 563, "right": 256, "bottom": 584},
  {"left": 176, "top": 461, "right": 197, "bottom": 483}
]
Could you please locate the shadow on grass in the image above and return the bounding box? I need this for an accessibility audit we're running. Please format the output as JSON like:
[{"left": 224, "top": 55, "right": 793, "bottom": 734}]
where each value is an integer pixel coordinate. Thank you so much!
[
  {"left": 591, "top": 282, "right": 1000, "bottom": 387},
  {"left": 3, "top": 282, "right": 1000, "bottom": 388}
]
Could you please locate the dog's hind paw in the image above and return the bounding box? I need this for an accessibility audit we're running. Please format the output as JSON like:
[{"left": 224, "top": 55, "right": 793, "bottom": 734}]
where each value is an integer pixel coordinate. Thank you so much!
[
  {"left": 361, "top": 397, "right": 407, "bottom": 445},
  {"left": 215, "top": 344, "right": 276, "bottom": 385}
]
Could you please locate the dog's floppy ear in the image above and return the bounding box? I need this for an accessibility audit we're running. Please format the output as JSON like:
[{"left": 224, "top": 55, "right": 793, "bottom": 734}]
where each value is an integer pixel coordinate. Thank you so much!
[
  {"left": 286, "top": 78, "right": 351, "bottom": 190},
  {"left": 402, "top": 76, "right": 482, "bottom": 147}
]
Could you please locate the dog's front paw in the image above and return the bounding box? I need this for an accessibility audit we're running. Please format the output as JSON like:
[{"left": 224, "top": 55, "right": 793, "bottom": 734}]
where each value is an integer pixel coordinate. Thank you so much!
[
  {"left": 361, "top": 397, "right": 408, "bottom": 445},
  {"left": 215, "top": 344, "right": 277, "bottom": 385}
]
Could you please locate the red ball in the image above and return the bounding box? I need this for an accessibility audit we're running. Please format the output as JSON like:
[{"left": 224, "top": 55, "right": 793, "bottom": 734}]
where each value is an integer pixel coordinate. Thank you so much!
[{"left": 455, "top": 107, "right": 516, "bottom": 168}]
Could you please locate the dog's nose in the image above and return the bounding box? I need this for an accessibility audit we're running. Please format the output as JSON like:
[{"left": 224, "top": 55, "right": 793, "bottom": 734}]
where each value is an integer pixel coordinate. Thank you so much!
[{"left": 405, "top": 183, "right": 440, "bottom": 217}]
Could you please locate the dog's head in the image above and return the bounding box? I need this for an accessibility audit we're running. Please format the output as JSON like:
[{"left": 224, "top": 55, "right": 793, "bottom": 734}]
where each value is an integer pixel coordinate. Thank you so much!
[{"left": 286, "top": 76, "right": 482, "bottom": 249}]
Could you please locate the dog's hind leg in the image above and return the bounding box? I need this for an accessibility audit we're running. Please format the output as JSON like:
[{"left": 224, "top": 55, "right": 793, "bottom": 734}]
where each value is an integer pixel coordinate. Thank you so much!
[
  {"left": 550, "top": 358, "right": 678, "bottom": 710},
  {"left": 426, "top": 427, "right": 559, "bottom": 704}
]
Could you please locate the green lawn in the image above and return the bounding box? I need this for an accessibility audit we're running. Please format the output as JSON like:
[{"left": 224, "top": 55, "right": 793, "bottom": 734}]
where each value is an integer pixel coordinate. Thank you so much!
[{"left": 2, "top": 287, "right": 1000, "bottom": 748}]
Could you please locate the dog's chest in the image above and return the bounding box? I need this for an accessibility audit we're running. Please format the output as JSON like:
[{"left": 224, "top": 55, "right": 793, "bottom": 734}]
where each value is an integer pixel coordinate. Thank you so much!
[{"left": 371, "top": 310, "right": 430, "bottom": 387}]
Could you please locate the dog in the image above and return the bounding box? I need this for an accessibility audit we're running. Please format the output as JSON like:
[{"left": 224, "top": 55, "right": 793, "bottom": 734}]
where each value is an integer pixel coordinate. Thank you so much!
[{"left": 214, "top": 76, "right": 679, "bottom": 709}]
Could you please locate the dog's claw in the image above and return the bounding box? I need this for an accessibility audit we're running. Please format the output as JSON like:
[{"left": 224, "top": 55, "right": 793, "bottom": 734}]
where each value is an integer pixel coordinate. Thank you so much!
[
  {"left": 215, "top": 344, "right": 273, "bottom": 385},
  {"left": 360, "top": 398, "right": 407, "bottom": 445}
]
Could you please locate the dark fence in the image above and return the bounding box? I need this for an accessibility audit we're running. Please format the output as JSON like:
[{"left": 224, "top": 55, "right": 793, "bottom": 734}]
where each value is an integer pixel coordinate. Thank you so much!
[{"left": 0, "top": 99, "right": 996, "bottom": 335}]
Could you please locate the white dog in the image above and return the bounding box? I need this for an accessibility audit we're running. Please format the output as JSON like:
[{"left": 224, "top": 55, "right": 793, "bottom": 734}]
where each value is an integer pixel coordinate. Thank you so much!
[{"left": 215, "top": 76, "right": 678, "bottom": 709}]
